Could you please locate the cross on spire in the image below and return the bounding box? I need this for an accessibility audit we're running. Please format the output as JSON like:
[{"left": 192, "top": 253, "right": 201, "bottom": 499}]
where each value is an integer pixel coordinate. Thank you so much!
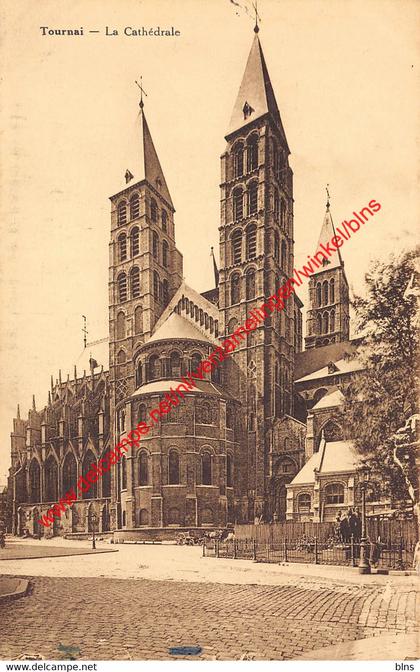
[{"left": 135, "top": 76, "right": 148, "bottom": 109}]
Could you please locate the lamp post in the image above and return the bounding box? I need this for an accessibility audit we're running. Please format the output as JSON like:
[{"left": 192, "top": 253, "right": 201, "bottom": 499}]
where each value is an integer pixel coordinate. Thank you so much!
[
  {"left": 357, "top": 461, "right": 371, "bottom": 574},
  {"left": 90, "top": 511, "right": 98, "bottom": 550}
]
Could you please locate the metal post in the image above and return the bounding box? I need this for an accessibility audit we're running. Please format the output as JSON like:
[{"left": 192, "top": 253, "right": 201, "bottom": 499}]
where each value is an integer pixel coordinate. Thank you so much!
[
  {"left": 215, "top": 538, "right": 219, "bottom": 558},
  {"left": 202, "top": 540, "right": 206, "bottom": 557},
  {"left": 284, "top": 538, "right": 288, "bottom": 563},
  {"left": 233, "top": 539, "right": 237, "bottom": 559},
  {"left": 351, "top": 534, "right": 356, "bottom": 567},
  {"left": 314, "top": 536, "right": 319, "bottom": 564},
  {"left": 253, "top": 538, "right": 257, "bottom": 562},
  {"left": 358, "top": 484, "right": 371, "bottom": 574}
]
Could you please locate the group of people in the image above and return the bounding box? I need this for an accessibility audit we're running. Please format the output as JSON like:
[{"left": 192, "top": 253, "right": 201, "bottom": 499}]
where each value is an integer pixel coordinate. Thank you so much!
[{"left": 335, "top": 508, "right": 362, "bottom": 543}]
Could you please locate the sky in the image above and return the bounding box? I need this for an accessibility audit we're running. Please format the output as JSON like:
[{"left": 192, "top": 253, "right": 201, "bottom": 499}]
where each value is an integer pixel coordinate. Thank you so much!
[{"left": 0, "top": 0, "right": 418, "bottom": 482}]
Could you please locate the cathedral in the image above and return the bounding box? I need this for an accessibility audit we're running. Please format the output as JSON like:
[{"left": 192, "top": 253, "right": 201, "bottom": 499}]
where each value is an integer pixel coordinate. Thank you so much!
[{"left": 9, "top": 27, "right": 370, "bottom": 538}]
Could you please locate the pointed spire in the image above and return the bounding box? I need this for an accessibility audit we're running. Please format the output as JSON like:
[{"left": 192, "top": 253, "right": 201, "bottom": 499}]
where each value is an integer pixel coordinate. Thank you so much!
[
  {"left": 119, "top": 90, "right": 174, "bottom": 209},
  {"left": 210, "top": 247, "right": 219, "bottom": 287},
  {"left": 32, "top": 395, "right": 36, "bottom": 411},
  {"left": 226, "top": 31, "right": 288, "bottom": 146},
  {"left": 17, "top": 404, "right": 20, "bottom": 420},
  {"left": 74, "top": 365, "right": 77, "bottom": 381},
  {"left": 48, "top": 391, "right": 51, "bottom": 405},
  {"left": 314, "top": 203, "right": 343, "bottom": 271},
  {"left": 59, "top": 369, "right": 62, "bottom": 385},
  {"left": 50, "top": 375, "right": 54, "bottom": 393}
]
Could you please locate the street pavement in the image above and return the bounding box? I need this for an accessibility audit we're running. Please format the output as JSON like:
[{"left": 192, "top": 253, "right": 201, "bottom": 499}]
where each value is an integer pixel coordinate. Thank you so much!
[{"left": 0, "top": 538, "right": 418, "bottom": 661}]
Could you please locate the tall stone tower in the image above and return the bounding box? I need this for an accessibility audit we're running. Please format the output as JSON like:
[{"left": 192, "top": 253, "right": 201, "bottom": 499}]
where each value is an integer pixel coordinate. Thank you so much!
[
  {"left": 108, "top": 98, "right": 183, "bottom": 526},
  {"left": 304, "top": 202, "right": 350, "bottom": 349},
  {"left": 218, "top": 28, "right": 295, "bottom": 522}
]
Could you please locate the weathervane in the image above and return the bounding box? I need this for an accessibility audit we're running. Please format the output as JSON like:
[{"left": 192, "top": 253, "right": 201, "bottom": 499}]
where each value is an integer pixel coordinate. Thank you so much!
[
  {"left": 326, "top": 184, "right": 331, "bottom": 210},
  {"left": 252, "top": 1, "right": 261, "bottom": 32},
  {"left": 135, "top": 76, "right": 148, "bottom": 109},
  {"left": 82, "top": 315, "right": 88, "bottom": 349}
]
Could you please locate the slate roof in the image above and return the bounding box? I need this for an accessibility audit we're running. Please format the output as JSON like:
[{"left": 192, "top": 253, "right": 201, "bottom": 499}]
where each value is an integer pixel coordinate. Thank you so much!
[
  {"left": 311, "top": 386, "right": 345, "bottom": 410},
  {"left": 148, "top": 311, "right": 213, "bottom": 344},
  {"left": 314, "top": 206, "right": 344, "bottom": 271},
  {"left": 290, "top": 440, "right": 358, "bottom": 485},
  {"left": 226, "top": 32, "right": 288, "bottom": 148},
  {"left": 295, "top": 356, "right": 363, "bottom": 384},
  {"left": 294, "top": 340, "right": 359, "bottom": 381}
]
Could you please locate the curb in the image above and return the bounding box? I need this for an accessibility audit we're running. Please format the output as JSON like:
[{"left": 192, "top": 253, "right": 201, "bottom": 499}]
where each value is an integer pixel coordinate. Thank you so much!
[{"left": 0, "top": 579, "right": 29, "bottom": 604}]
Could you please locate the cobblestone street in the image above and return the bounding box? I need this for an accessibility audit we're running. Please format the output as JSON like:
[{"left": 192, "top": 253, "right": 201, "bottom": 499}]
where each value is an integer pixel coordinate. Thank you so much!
[{"left": 0, "top": 570, "right": 417, "bottom": 660}]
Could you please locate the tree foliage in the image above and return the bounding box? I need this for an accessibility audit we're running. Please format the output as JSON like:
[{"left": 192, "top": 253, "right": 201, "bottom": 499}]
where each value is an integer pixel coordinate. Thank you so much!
[{"left": 343, "top": 246, "right": 419, "bottom": 508}]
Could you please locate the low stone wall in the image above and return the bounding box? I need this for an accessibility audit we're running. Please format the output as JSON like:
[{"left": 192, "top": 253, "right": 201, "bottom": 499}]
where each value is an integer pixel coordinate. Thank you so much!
[{"left": 113, "top": 526, "right": 218, "bottom": 543}]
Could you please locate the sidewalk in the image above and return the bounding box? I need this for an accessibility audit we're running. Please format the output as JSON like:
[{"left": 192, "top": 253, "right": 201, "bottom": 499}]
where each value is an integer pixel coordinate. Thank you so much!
[
  {"left": 0, "top": 536, "right": 417, "bottom": 590},
  {"left": 297, "top": 632, "right": 419, "bottom": 660}
]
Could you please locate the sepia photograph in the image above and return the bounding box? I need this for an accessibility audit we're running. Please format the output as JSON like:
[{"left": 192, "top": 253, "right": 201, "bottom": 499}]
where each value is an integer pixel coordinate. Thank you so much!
[{"left": 0, "top": 0, "right": 418, "bottom": 668}]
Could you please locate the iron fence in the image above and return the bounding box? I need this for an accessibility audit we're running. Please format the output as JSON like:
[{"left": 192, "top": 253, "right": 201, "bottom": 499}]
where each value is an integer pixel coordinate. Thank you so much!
[{"left": 203, "top": 536, "right": 415, "bottom": 570}]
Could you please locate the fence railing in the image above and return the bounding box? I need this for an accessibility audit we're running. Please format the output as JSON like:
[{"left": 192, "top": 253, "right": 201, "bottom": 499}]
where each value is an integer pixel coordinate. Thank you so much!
[{"left": 203, "top": 537, "right": 415, "bottom": 570}]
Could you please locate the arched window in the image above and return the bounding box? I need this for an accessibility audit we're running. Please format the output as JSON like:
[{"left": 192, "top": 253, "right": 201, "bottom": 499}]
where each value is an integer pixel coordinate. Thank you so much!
[
  {"left": 161, "top": 209, "right": 167, "bottom": 232},
  {"left": 138, "top": 403, "right": 147, "bottom": 422},
  {"left": 273, "top": 139, "right": 279, "bottom": 175},
  {"left": 102, "top": 458, "right": 111, "bottom": 497},
  {"left": 152, "top": 231, "right": 159, "bottom": 260},
  {"left": 274, "top": 189, "right": 280, "bottom": 222},
  {"left": 323, "top": 420, "right": 343, "bottom": 442},
  {"left": 139, "top": 508, "right": 149, "bottom": 526},
  {"left": 231, "top": 229, "right": 242, "bottom": 264},
  {"left": 118, "top": 234, "right": 127, "bottom": 262},
  {"left": 246, "top": 223, "right": 257, "bottom": 259},
  {"left": 116, "top": 311, "right": 125, "bottom": 340},
  {"left": 117, "top": 349, "right": 126, "bottom": 367},
  {"left": 139, "top": 450, "right": 149, "bottom": 486},
  {"left": 323, "top": 311, "right": 329, "bottom": 334},
  {"left": 153, "top": 271, "right": 160, "bottom": 301},
  {"left": 45, "top": 456, "right": 58, "bottom": 502},
  {"left": 122, "top": 510, "right": 127, "bottom": 527},
  {"left": 226, "top": 405, "right": 234, "bottom": 429},
  {"left": 330, "top": 279, "right": 335, "bottom": 303},
  {"left": 29, "top": 459, "right": 41, "bottom": 503},
  {"left": 325, "top": 483, "right": 344, "bottom": 504},
  {"left": 230, "top": 272, "right": 241, "bottom": 304},
  {"left": 169, "top": 351, "right": 181, "bottom": 377},
  {"left": 117, "top": 273, "right": 127, "bottom": 302},
  {"left": 226, "top": 454, "right": 233, "bottom": 487},
  {"left": 233, "top": 142, "right": 244, "bottom": 177},
  {"left": 227, "top": 317, "right": 238, "bottom": 334},
  {"left": 247, "top": 134, "right": 258, "bottom": 171},
  {"left": 121, "top": 455, "right": 127, "bottom": 490},
  {"left": 130, "top": 193, "right": 140, "bottom": 220},
  {"left": 191, "top": 352, "right": 202, "bottom": 373},
  {"left": 117, "top": 200, "right": 127, "bottom": 225},
  {"left": 134, "top": 305, "right": 143, "bottom": 334},
  {"left": 233, "top": 188, "right": 244, "bottom": 220},
  {"left": 136, "top": 361, "right": 143, "bottom": 388},
  {"left": 81, "top": 450, "right": 97, "bottom": 499},
  {"left": 277, "top": 458, "right": 295, "bottom": 475},
  {"left": 280, "top": 199, "right": 287, "bottom": 229},
  {"left": 162, "top": 279, "right": 169, "bottom": 305},
  {"left": 197, "top": 403, "right": 212, "bottom": 425},
  {"left": 317, "top": 314, "right": 322, "bottom": 334},
  {"left": 281, "top": 240, "right": 287, "bottom": 268},
  {"left": 63, "top": 452, "right": 77, "bottom": 494},
  {"left": 274, "top": 231, "right": 280, "bottom": 261},
  {"left": 248, "top": 181, "right": 258, "bottom": 215},
  {"left": 323, "top": 280, "right": 329, "bottom": 305},
  {"left": 131, "top": 267, "right": 140, "bottom": 299},
  {"left": 313, "top": 388, "right": 328, "bottom": 405},
  {"left": 330, "top": 309, "right": 335, "bottom": 333},
  {"left": 316, "top": 282, "right": 322, "bottom": 307},
  {"left": 168, "top": 449, "right": 180, "bottom": 485},
  {"left": 148, "top": 355, "right": 160, "bottom": 381},
  {"left": 246, "top": 268, "right": 256, "bottom": 299},
  {"left": 201, "top": 451, "right": 212, "bottom": 485},
  {"left": 130, "top": 227, "right": 139, "bottom": 257},
  {"left": 150, "top": 198, "right": 158, "bottom": 222},
  {"left": 162, "top": 240, "right": 169, "bottom": 267},
  {"left": 297, "top": 493, "right": 311, "bottom": 513},
  {"left": 117, "top": 408, "right": 126, "bottom": 433}
]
